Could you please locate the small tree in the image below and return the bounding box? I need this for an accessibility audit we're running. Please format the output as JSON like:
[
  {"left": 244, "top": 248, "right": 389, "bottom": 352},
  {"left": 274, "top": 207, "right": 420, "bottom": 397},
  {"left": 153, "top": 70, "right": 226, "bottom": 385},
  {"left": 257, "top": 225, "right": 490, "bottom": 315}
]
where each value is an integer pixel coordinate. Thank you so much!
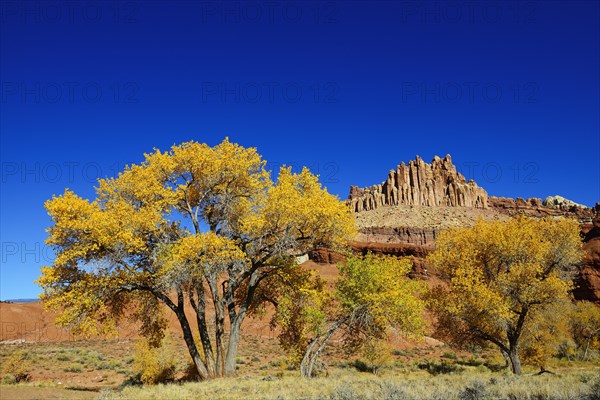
[
  {"left": 2, "top": 351, "right": 32, "bottom": 383},
  {"left": 570, "top": 301, "right": 600, "bottom": 360},
  {"left": 37, "top": 139, "right": 356, "bottom": 380},
  {"left": 133, "top": 336, "right": 177, "bottom": 385},
  {"left": 274, "top": 254, "right": 426, "bottom": 378},
  {"left": 426, "top": 216, "right": 583, "bottom": 374},
  {"left": 520, "top": 299, "right": 572, "bottom": 370}
]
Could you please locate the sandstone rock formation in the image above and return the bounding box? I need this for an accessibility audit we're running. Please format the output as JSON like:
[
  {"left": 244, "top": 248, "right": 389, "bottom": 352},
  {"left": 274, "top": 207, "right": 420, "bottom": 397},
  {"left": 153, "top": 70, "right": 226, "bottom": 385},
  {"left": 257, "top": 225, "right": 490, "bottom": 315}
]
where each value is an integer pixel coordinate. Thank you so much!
[
  {"left": 310, "top": 242, "right": 431, "bottom": 280},
  {"left": 543, "top": 195, "right": 587, "bottom": 210},
  {"left": 356, "top": 226, "right": 438, "bottom": 246},
  {"left": 573, "top": 215, "right": 600, "bottom": 304},
  {"left": 342, "top": 154, "right": 599, "bottom": 303},
  {"left": 489, "top": 196, "right": 595, "bottom": 224},
  {"left": 348, "top": 155, "right": 488, "bottom": 212}
]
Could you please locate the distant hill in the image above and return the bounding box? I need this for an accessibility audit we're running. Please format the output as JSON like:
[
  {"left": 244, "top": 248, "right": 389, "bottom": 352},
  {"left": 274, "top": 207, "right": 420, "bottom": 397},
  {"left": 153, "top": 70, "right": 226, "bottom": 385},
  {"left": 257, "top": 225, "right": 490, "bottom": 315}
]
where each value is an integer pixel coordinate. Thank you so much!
[{"left": 1, "top": 298, "right": 38, "bottom": 304}]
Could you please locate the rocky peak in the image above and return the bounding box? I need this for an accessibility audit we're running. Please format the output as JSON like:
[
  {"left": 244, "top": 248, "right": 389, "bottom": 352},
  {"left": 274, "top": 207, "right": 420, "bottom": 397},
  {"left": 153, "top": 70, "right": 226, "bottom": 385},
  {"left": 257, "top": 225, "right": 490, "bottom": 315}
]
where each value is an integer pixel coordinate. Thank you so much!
[
  {"left": 348, "top": 155, "right": 488, "bottom": 212},
  {"left": 543, "top": 195, "right": 587, "bottom": 210}
]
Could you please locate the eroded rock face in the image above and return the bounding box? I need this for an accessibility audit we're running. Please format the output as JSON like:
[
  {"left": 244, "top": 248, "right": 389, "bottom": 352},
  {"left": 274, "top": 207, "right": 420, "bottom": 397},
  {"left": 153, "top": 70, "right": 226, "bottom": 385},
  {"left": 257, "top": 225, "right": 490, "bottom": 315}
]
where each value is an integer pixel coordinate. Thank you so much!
[
  {"left": 348, "top": 155, "right": 488, "bottom": 212},
  {"left": 356, "top": 226, "right": 438, "bottom": 246},
  {"left": 345, "top": 155, "right": 599, "bottom": 303},
  {"left": 544, "top": 195, "right": 587, "bottom": 210},
  {"left": 488, "top": 196, "right": 595, "bottom": 224},
  {"left": 309, "top": 242, "right": 431, "bottom": 279},
  {"left": 573, "top": 215, "right": 600, "bottom": 304}
]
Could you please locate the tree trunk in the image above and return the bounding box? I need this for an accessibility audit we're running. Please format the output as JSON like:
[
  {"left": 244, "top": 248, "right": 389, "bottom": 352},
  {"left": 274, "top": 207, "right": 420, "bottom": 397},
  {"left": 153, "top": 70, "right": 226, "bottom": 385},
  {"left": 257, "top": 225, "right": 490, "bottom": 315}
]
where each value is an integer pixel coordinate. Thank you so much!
[
  {"left": 500, "top": 349, "right": 510, "bottom": 369},
  {"left": 506, "top": 308, "right": 527, "bottom": 375},
  {"left": 300, "top": 317, "right": 347, "bottom": 378},
  {"left": 206, "top": 274, "right": 226, "bottom": 376},
  {"left": 224, "top": 317, "right": 242, "bottom": 375},
  {"left": 189, "top": 286, "right": 216, "bottom": 378},
  {"left": 152, "top": 288, "right": 210, "bottom": 380},
  {"left": 215, "top": 305, "right": 225, "bottom": 376},
  {"left": 300, "top": 338, "right": 319, "bottom": 378},
  {"left": 508, "top": 346, "right": 522, "bottom": 374},
  {"left": 222, "top": 269, "right": 260, "bottom": 376},
  {"left": 175, "top": 308, "right": 210, "bottom": 380},
  {"left": 213, "top": 302, "right": 226, "bottom": 375}
]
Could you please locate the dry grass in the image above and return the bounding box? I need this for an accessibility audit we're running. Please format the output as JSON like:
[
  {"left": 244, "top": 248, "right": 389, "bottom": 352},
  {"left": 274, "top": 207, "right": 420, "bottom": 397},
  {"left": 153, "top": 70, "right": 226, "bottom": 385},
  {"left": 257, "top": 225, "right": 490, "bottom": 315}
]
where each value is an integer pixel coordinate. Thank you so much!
[
  {"left": 0, "top": 340, "right": 137, "bottom": 390},
  {"left": 99, "top": 367, "right": 600, "bottom": 400},
  {"left": 0, "top": 385, "right": 98, "bottom": 399},
  {"left": 1, "top": 336, "right": 599, "bottom": 400}
]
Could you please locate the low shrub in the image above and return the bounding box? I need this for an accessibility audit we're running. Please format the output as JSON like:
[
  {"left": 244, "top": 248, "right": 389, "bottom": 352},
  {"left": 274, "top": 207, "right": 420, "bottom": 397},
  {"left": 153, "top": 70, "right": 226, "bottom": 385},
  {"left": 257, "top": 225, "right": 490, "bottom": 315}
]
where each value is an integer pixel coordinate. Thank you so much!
[
  {"left": 352, "top": 359, "right": 374, "bottom": 373},
  {"left": 1, "top": 351, "right": 32, "bottom": 383},
  {"left": 457, "top": 357, "right": 484, "bottom": 367},
  {"left": 442, "top": 351, "right": 458, "bottom": 360},
  {"left": 584, "top": 372, "right": 600, "bottom": 400},
  {"left": 418, "top": 360, "right": 464, "bottom": 375},
  {"left": 378, "top": 381, "right": 409, "bottom": 400},
  {"left": 459, "top": 380, "right": 488, "bottom": 400},
  {"left": 2, "top": 374, "right": 17, "bottom": 385},
  {"left": 179, "top": 362, "right": 200, "bottom": 382},
  {"left": 132, "top": 337, "right": 176, "bottom": 385},
  {"left": 330, "top": 382, "right": 360, "bottom": 400},
  {"left": 64, "top": 364, "right": 83, "bottom": 373}
]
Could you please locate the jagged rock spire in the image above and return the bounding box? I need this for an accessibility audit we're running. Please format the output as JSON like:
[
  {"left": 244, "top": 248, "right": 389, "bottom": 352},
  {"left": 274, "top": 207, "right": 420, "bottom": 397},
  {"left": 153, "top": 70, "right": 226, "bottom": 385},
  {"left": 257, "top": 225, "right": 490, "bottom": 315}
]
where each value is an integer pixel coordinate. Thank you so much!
[{"left": 348, "top": 155, "right": 488, "bottom": 212}]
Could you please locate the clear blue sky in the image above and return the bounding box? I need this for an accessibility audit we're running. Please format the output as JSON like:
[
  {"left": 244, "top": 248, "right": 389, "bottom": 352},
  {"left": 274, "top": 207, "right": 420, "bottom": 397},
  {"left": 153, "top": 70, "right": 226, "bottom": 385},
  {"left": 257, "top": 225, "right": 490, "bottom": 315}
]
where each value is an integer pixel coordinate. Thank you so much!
[{"left": 1, "top": 1, "right": 599, "bottom": 300}]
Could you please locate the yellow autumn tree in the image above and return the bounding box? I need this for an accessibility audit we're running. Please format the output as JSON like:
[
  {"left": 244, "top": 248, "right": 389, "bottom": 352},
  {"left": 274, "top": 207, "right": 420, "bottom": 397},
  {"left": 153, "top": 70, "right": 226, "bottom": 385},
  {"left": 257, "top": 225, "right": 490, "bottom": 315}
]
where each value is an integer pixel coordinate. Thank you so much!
[
  {"left": 519, "top": 298, "right": 572, "bottom": 369},
  {"left": 426, "top": 216, "right": 583, "bottom": 374},
  {"left": 274, "top": 253, "right": 426, "bottom": 378},
  {"left": 570, "top": 301, "right": 600, "bottom": 360},
  {"left": 37, "top": 139, "right": 356, "bottom": 380}
]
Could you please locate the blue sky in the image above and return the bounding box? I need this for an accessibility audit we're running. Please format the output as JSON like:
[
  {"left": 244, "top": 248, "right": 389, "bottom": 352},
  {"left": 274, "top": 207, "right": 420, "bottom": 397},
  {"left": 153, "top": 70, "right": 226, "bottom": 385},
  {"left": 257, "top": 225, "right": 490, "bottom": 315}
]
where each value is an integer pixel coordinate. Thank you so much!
[{"left": 1, "top": 0, "right": 599, "bottom": 300}]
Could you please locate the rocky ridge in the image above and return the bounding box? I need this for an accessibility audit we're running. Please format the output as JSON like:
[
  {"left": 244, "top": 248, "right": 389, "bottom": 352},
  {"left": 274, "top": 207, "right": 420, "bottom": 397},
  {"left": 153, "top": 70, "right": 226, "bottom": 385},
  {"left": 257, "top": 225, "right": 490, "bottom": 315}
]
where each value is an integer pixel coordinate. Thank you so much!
[
  {"left": 348, "top": 155, "right": 488, "bottom": 212},
  {"left": 338, "top": 154, "right": 599, "bottom": 304},
  {"left": 543, "top": 195, "right": 588, "bottom": 210}
]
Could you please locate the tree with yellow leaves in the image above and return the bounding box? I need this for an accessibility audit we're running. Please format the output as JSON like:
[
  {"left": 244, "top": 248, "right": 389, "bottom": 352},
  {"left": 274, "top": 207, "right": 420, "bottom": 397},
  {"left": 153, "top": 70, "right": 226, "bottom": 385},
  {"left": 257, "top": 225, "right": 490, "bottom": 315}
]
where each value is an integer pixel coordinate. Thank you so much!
[
  {"left": 426, "top": 216, "right": 583, "bottom": 374},
  {"left": 274, "top": 254, "right": 426, "bottom": 378},
  {"left": 37, "top": 139, "right": 356, "bottom": 380}
]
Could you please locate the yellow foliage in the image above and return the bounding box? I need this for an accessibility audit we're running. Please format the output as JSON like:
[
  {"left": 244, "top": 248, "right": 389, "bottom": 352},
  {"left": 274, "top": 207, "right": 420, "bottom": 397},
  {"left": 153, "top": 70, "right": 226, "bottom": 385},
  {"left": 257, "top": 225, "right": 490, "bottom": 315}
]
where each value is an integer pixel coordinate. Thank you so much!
[
  {"left": 242, "top": 166, "right": 356, "bottom": 255},
  {"left": 570, "top": 301, "right": 600, "bottom": 354},
  {"left": 337, "top": 254, "right": 426, "bottom": 341},
  {"left": 272, "top": 266, "right": 331, "bottom": 365},
  {"left": 359, "top": 339, "right": 394, "bottom": 374},
  {"left": 133, "top": 336, "right": 177, "bottom": 385},
  {"left": 38, "top": 138, "right": 356, "bottom": 372},
  {"left": 2, "top": 351, "right": 32, "bottom": 383},
  {"left": 426, "top": 216, "right": 583, "bottom": 370},
  {"left": 275, "top": 253, "right": 425, "bottom": 368},
  {"left": 520, "top": 299, "right": 572, "bottom": 367}
]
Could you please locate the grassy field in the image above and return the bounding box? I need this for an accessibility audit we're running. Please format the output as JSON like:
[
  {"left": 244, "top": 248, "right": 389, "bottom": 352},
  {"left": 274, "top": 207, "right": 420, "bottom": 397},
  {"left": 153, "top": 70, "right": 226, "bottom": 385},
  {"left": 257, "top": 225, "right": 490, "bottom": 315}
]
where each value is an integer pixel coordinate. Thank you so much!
[
  {"left": 102, "top": 368, "right": 600, "bottom": 400},
  {"left": 1, "top": 337, "right": 599, "bottom": 400}
]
